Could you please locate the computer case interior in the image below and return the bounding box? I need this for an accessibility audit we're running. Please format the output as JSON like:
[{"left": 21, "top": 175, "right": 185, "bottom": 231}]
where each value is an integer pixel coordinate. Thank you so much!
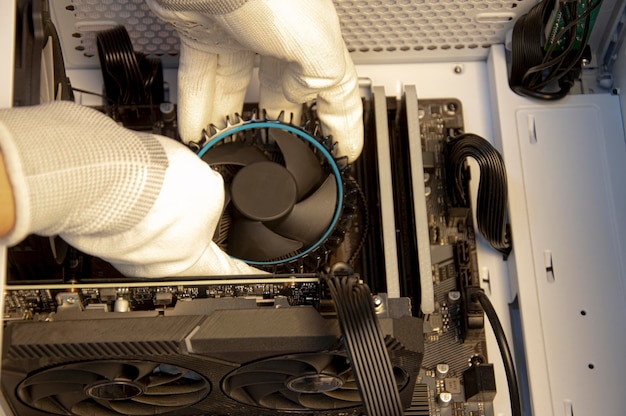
[{"left": 1, "top": 1, "right": 626, "bottom": 415}]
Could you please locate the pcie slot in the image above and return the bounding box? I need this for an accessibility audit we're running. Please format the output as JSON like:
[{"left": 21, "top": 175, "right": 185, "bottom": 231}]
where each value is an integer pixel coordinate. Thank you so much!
[{"left": 4, "top": 275, "right": 320, "bottom": 291}]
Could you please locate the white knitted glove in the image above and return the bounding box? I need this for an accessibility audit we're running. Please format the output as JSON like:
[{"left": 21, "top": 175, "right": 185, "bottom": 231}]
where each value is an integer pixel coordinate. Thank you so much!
[
  {"left": 146, "top": 0, "right": 363, "bottom": 162},
  {"left": 0, "top": 102, "right": 261, "bottom": 277}
]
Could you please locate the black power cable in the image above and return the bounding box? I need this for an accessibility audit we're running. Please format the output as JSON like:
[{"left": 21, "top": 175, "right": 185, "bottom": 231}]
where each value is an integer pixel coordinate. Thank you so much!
[
  {"left": 510, "top": 0, "right": 603, "bottom": 100},
  {"left": 326, "top": 265, "right": 403, "bottom": 416},
  {"left": 446, "top": 133, "right": 512, "bottom": 258},
  {"left": 472, "top": 290, "right": 522, "bottom": 416},
  {"left": 96, "top": 26, "right": 164, "bottom": 106}
]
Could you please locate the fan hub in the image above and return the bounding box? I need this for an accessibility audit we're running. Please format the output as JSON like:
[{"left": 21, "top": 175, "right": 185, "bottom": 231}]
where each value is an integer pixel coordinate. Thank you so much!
[
  {"left": 85, "top": 380, "right": 144, "bottom": 400},
  {"left": 286, "top": 373, "right": 344, "bottom": 393},
  {"left": 231, "top": 161, "right": 297, "bottom": 222}
]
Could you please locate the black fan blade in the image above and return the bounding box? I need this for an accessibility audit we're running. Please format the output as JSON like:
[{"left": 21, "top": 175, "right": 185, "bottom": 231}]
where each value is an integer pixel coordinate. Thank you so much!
[
  {"left": 72, "top": 401, "right": 122, "bottom": 416},
  {"left": 145, "top": 382, "right": 208, "bottom": 395},
  {"left": 71, "top": 362, "right": 135, "bottom": 381},
  {"left": 229, "top": 220, "right": 303, "bottom": 261},
  {"left": 132, "top": 390, "right": 206, "bottom": 406},
  {"left": 298, "top": 393, "right": 347, "bottom": 410},
  {"left": 267, "top": 174, "right": 337, "bottom": 246},
  {"left": 132, "top": 362, "right": 161, "bottom": 382},
  {"left": 146, "top": 372, "right": 185, "bottom": 388},
  {"left": 342, "top": 380, "right": 358, "bottom": 390},
  {"left": 296, "top": 354, "right": 337, "bottom": 374},
  {"left": 227, "top": 384, "right": 257, "bottom": 406},
  {"left": 54, "top": 391, "right": 92, "bottom": 414},
  {"left": 259, "top": 392, "right": 305, "bottom": 411},
  {"left": 244, "top": 360, "right": 310, "bottom": 376},
  {"left": 21, "top": 370, "right": 101, "bottom": 387},
  {"left": 279, "top": 388, "right": 305, "bottom": 407},
  {"left": 201, "top": 142, "right": 267, "bottom": 166},
  {"left": 227, "top": 372, "right": 288, "bottom": 391},
  {"left": 324, "top": 389, "right": 362, "bottom": 402},
  {"left": 245, "top": 383, "right": 284, "bottom": 404},
  {"left": 26, "top": 382, "right": 85, "bottom": 403},
  {"left": 271, "top": 128, "right": 325, "bottom": 200},
  {"left": 108, "top": 400, "right": 176, "bottom": 415}
]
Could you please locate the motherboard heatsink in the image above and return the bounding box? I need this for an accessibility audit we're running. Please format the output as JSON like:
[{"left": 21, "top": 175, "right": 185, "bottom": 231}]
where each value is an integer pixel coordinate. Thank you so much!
[{"left": 196, "top": 114, "right": 356, "bottom": 273}]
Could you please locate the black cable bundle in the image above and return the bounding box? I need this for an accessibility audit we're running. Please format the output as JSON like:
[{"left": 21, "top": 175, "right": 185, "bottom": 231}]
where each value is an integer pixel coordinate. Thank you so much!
[
  {"left": 96, "top": 26, "right": 164, "bottom": 106},
  {"left": 509, "top": 0, "right": 602, "bottom": 100},
  {"left": 326, "top": 266, "right": 403, "bottom": 416},
  {"left": 447, "top": 134, "right": 511, "bottom": 258}
]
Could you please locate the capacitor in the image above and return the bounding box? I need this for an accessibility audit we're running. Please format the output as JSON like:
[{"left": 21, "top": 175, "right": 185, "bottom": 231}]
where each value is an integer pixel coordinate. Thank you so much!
[
  {"left": 438, "top": 391, "right": 453, "bottom": 407},
  {"left": 114, "top": 298, "right": 130, "bottom": 313},
  {"left": 159, "top": 102, "right": 176, "bottom": 123},
  {"left": 436, "top": 363, "right": 450, "bottom": 379},
  {"left": 448, "top": 290, "right": 461, "bottom": 303}
]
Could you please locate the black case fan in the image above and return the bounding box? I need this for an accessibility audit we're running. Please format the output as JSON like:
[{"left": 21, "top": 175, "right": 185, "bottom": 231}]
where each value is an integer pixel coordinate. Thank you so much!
[{"left": 197, "top": 118, "right": 354, "bottom": 271}]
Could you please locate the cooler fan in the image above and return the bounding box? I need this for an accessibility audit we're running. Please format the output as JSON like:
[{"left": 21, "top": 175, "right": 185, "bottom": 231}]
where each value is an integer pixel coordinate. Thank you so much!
[
  {"left": 222, "top": 352, "right": 408, "bottom": 412},
  {"left": 17, "top": 360, "right": 210, "bottom": 416},
  {"left": 197, "top": 118, "right": 353, "bottom": 270}
]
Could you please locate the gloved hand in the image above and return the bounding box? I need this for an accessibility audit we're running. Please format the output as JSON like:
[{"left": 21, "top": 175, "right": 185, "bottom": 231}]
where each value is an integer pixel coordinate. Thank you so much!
[
  {"left": 146, "top": 0, "right": 364, "bottom": 162},
  {"left": 0, "top": 101, "right": 261, "bottom": 277}
]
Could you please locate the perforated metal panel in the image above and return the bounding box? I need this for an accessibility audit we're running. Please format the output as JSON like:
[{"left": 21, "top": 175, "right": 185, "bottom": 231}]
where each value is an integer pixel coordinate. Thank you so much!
[
  {"left": 335, "top": 0, "right": 527, "bottom": 63},
  {"left": 51, "top": 0, "right": 539, "bottom": 69},
  {"left": 51, "top": 0, "right": 180, "bottom": 68}
]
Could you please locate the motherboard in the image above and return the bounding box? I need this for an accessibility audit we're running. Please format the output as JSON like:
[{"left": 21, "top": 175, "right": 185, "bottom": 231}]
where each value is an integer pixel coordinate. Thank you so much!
[
  {"left": 402, "top": 99, "right": 494, "bottom": 416},
  {"left": 3, "top": 96, "right": 499, "bottom": 416}
]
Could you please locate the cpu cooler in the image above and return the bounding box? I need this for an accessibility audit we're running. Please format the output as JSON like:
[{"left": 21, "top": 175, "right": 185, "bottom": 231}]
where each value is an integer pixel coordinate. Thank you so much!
[
  {"left": 1, "top": 301, "right": 423, "bottom": 415},
  {"left": 196, "top": 116, "right": 355, "bottom": 272}
]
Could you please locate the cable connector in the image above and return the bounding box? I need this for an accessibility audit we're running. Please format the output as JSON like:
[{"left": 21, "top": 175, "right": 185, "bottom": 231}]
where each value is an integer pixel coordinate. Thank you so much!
[
  {"left": 464, "top": 361, "right": 497, "bottom": 402},
  {"left": 461, "top": 286, "right": 485, "bottom": 341}
]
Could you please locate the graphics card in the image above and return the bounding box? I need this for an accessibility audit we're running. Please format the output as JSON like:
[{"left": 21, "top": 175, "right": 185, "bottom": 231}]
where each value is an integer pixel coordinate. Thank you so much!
[{"left": 2, "top": 280, "right": 423, "bottom": 416}]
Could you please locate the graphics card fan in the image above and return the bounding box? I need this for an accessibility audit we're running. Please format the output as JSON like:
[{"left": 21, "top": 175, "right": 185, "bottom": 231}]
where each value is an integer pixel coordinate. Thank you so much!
[
  {"left": 222, "top": 352, "right": 409, "bottom": 412},
  {"left": 196, "top": 115, "right": 354, "bottom": 272},
  {"left": 16, "top": 360, "right": 210, "bottom": 415}
]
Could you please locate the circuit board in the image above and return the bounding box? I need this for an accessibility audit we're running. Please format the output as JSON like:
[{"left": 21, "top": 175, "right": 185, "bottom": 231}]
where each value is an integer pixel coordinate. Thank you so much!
[
  {"left": 3, "top": 279, "right": 322, "bottom": 321},
  {"left": 405, "top": 99, "right": 494, "bottom": 416}
]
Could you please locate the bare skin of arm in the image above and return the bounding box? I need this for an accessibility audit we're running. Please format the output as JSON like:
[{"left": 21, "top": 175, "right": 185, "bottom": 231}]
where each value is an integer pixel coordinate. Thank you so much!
[{"left": 0, "top": 151, "right": 16, "bottom": 237}]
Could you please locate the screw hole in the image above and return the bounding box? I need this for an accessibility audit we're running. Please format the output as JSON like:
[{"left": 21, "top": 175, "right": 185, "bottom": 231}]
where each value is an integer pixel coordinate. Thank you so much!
[
  {"left": 588, "top": 363, "right": 595, "bottom": 369},
  {"left": 580, "top": 310, "right": 586, "bottom": 316}
]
